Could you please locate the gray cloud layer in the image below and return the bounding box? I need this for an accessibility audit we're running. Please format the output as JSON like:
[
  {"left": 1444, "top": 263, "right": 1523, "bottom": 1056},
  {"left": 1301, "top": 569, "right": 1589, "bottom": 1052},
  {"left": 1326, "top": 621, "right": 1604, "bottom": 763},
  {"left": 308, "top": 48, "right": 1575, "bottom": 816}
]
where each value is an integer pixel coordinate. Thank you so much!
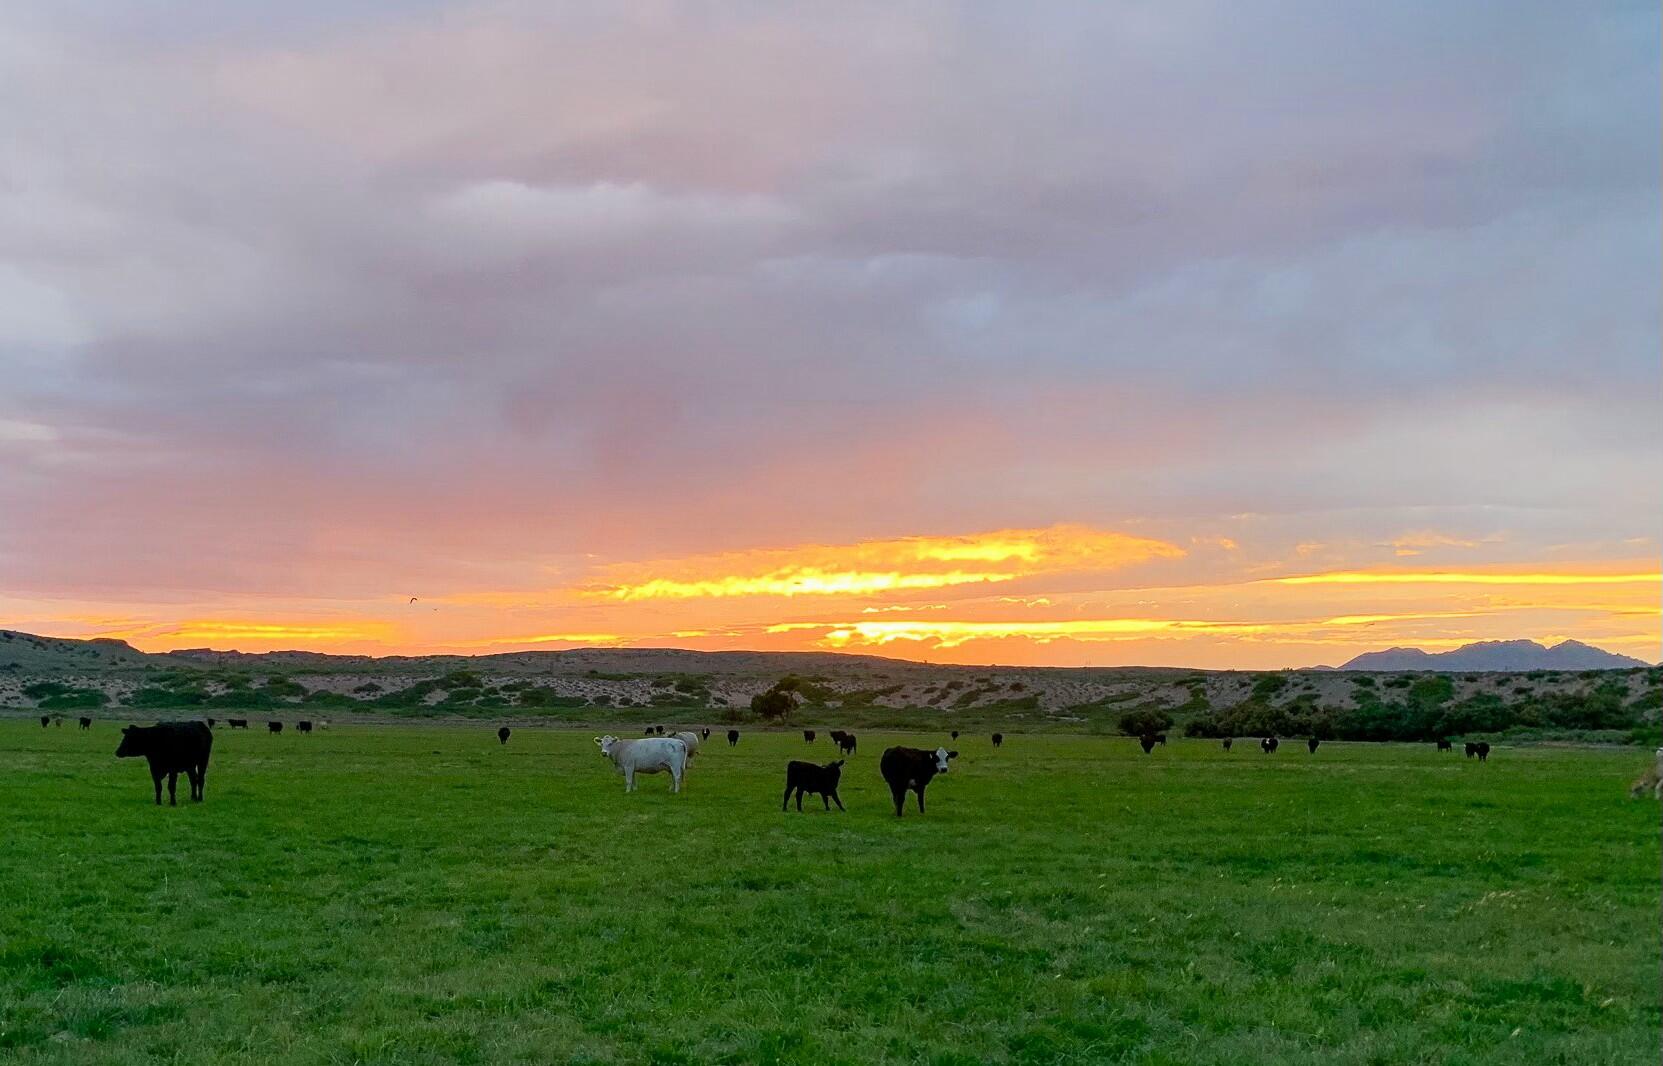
[{"left": 2, "top": 2, "right": 1658, "bottom": 599}]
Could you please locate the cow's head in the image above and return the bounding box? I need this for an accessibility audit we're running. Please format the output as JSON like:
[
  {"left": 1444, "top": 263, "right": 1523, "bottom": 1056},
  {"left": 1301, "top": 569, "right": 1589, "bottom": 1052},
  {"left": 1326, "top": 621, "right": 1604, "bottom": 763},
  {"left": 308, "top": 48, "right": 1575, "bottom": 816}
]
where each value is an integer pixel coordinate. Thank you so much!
[
  {"left": 594, "top": 735, "right": 619, "bottom": 758},
  {"left": 114, "top": 725, "right": 145, "bottom": 758},
  {"left": 933, "top": 747, "right": 958, "bottom": 773}
]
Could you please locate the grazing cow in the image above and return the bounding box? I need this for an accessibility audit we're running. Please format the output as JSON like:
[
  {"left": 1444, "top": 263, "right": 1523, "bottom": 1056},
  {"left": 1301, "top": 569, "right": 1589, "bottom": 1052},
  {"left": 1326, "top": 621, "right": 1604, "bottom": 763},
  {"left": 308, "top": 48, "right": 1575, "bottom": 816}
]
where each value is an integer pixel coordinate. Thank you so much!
[
  {"left": 835, "top": 732, "right": 857, "bottom": 756},
  {"left": 1307, "top": 737, "right": 1320, "bottom": 753},
  {"left": 268, "top": 721, "right": 283, "bottom": 735},
  {"left": 671, "top": 730, "right": 702, "bottom": 759},
  {"left": 1139, "top": 734, "right": 1158, "bottom": 754},
  {"left": 498, "top": 726, "right": 511, "bottom": 745},
  {"left": 783, "top": 759, "right": 845, "bottom": 812},
  {"left": 40, "top": 715, "right": 49, "bottom": 728},
  {"left": 1222, "top": 737, "right": 1234, "bottom": 751},
  {"left": 727, "top": 728, "right": 740, "bottom": 747},
  {"left": 644, "top": 727, "right": 655, "bottom": 736},
  {"left": 1261, "top": 737, "right": 1279, "bottom": 753},
  {"left": 951, "top": 730, "right": 960, "bottom": 740},
  {"left": 879, "top": 746, "right": 957, "bottom": 817},
  {"left": 827, "top": 729, "right": 848, "bottom": 745},
  {"left": 594, "top": 735, "right": 687, "bottom": 793},
  {"left": 297, "top": 721, "right": 313, "bottom": 734},
  {"left": 991, "top": 733, "right": 1003, "bottom": 748},
  {"left": 1436, "top": 738, "right": 1452, "bottom": 752},
  {"left": 1474, "top": 741, "right": 1491, "bottom": 762},
  {"left": 78, "top": 717, "right": 92, "bottom": 730},
  {"left": 228, "top": 719, "right": 248, "bottom": 729},
  {"left": 803, "top": 730, "right": 816, "bottom": 743},
  {"left": 115, "top": 722, "right": 212, "bottom": 806}
]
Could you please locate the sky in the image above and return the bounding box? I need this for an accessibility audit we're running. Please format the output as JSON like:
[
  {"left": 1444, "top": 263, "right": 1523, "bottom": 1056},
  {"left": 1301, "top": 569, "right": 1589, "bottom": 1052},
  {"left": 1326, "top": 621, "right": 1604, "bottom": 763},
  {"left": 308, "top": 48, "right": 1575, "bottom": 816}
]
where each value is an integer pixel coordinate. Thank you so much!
[{"left": 1, "top": 2, "right": 1659, "bottom": 669}]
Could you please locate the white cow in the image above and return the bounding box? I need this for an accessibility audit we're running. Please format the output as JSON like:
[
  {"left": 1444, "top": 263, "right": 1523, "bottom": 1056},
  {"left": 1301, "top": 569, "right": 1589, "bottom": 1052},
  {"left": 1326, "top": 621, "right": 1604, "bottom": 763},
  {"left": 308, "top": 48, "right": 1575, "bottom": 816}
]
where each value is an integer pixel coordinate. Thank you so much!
[
  {"left": 670, "top": 730, "right": 702, "bottom": 759},
  {"left": 595, "top": 735, "right": 688, "bottom": 793}
]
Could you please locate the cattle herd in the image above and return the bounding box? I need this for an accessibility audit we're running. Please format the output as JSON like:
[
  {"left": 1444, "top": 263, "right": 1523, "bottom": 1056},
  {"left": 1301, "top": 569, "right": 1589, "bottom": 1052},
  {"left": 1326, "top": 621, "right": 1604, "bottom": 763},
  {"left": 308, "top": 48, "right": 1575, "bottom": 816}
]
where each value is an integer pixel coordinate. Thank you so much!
[{"left": 28, "top": 713, "right": 1495, "bottom": 810}]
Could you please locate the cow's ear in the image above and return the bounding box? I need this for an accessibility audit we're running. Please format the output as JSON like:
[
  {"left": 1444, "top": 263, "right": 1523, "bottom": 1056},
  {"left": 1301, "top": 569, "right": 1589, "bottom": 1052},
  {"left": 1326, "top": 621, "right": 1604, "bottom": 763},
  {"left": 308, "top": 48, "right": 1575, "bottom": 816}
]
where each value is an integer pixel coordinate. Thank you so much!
[{"left": 947, "top": 750, "right": 959, "bottom": 759}]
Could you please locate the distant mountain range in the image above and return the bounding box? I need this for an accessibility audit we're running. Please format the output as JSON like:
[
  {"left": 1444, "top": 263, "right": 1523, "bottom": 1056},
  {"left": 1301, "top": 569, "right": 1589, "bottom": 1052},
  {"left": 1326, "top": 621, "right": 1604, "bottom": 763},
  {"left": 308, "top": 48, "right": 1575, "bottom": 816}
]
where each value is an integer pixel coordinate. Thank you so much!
[{"left": 1335, "top": 639, "right": 1651, "bottom": 672}]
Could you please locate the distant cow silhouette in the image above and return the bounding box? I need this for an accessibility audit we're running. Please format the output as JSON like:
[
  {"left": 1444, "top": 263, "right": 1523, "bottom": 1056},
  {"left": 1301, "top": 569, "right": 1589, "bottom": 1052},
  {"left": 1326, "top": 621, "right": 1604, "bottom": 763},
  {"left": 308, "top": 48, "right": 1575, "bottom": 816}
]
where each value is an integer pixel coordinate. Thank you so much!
[
  {"left": 1307, "top": 738, "right": 1320, "bottom": 753},
  {"left": 727, "top": 729, "right": 740, "bottom": 747},
  {"left": 1261, "top": 737, "right": 1278, "bottom": 753},
  {"left": 951, "top": 730, "right": 960, "bottom": 740},
  {"left": 991, "top": 733, "right": 1003, "bottom": 748},
  {"left": 803, "top": 730, "right": 816, "bottom": 743},
  {"left": 39, "top": 716, "right": 49, "bottom": 728},
  {"left": 228, "top": 719, "right": 248, "bottom": 729},
  {"left": 268, "top": 721, "right": 283, "bottom": 735},
  {"left": 297, "top": 721, "right": 313, "bottom": 734},
  {"left": 78, "top": 717, "right": 92, "bottom": 730},
  {"left": 1222, "top": 737, "right": 1234, "bottom": 751},
  {"left": 1139, "top": 734, "right": 1158, "bottom": 754},
  {"left": 497, "top": 726, "right": 511, "bottom": 745},
  {"left": 1436, "top": 738, "right": 1452, "bottom": 752}
]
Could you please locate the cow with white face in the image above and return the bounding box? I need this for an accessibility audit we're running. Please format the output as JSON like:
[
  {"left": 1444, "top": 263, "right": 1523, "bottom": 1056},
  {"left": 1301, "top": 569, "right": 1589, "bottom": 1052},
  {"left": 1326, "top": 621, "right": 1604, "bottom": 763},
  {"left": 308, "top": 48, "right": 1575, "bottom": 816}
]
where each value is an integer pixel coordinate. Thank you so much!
[
  {"left": 879, "top": 745, "right": 958, "bottom": 817},
  {"left": 595, "top": 735, "right": 688, "bottom": 793}
]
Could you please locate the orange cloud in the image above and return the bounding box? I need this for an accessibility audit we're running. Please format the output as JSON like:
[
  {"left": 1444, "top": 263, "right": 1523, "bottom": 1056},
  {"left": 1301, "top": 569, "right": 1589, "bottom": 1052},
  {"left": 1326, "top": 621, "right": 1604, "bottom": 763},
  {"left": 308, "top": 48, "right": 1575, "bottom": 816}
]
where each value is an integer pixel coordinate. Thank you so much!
[
  {"left": 591, "top": 525, "right": 1184, "bottom": 601},
  {"left": 1273, "top": 569, "right": 1660, "bottom": 586}
]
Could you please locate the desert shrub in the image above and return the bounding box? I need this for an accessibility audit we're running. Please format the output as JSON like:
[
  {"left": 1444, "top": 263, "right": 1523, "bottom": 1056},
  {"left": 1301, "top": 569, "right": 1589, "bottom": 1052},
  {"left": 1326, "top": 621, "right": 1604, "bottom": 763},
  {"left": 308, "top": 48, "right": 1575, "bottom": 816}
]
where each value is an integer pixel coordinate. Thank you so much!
[
  {"left": 1251, "top": 674, "right": 1289, "bottom": 699},
  {"left": 1118, "top": 708, "right": 1175, "bottom": 736},
  {"left": 750, "top": 686, "right": 797, "bottom": 720}
]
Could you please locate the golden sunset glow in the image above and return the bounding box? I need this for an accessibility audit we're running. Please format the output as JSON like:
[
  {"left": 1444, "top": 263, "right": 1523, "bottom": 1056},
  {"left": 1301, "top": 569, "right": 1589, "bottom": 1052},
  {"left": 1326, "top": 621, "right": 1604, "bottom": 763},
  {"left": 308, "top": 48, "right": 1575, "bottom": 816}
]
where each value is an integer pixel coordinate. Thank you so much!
[{"left": 594, "top": 525, "right": 1185, "bottom": 601}]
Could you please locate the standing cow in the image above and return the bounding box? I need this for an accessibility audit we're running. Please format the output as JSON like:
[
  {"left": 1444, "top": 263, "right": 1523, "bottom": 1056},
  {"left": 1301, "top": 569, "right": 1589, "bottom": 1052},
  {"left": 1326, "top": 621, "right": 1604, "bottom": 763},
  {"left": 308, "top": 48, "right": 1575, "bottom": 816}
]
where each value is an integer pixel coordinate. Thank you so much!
[
  {"left": 115, "top": 722, "right": 212, "bottom": 805},
  {"left": 1261, "top": 737, "right": 1278, "bottom": 753},
  {"left": 1307, "top": 738, "right": 1320, "bottom": 753},
  {"left": 879, "top": 746, "right": 957, "bottom": 817},
  {"left": 803, "top": 730, "right": 816, "bottom": 743},
  {"left": 78, "top": 717, "right": 92, "bottom": 730},
  {"left": 228, "top": 719, "right": 248, "bottom": 729},
  {"left": 835, "top": 732, "right": 857, "bottom": 756},
  {"left": 1139, "top": 734, "right": 1158, "bottom": 754},
  {"left": 783, "top": 760, "right": 845, "bottom": 812},
  {"left": 497, "top": 726, "right": 511, "bottom": 745},
  {"left": 1436, "top": 738, "right": 1452, "bottom": 752},
  {"left": 594, "top": 735, "right": 688, "bottom": 793},
  {"left": 1222, "top": 737, "right": 1234, "bottom": 751},
  {"left": 268, "top": 721, "right": 284, "bottom": 735},
  {"left": 297, "top": 721, "right": 313, "bottom": 734},
  {"left": 670, "top": 730, "right": 702, "bottom": 760},
  {"left": 39, "top": 716, "right": 49, "bottom": 728},
  {"left": 991, "top": 733, "right": 1003, "bottom": 748},
  {"left": 727, "top": 729, "right": 740, "bottom": 747}
]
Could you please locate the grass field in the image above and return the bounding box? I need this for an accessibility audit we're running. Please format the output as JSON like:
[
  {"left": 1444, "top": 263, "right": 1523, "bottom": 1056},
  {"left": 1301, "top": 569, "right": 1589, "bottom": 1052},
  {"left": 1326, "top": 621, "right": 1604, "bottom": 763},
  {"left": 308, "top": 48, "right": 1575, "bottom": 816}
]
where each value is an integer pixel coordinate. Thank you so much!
[{"left": 1, "top": 722, "right": 1657, "bottom": 1065}]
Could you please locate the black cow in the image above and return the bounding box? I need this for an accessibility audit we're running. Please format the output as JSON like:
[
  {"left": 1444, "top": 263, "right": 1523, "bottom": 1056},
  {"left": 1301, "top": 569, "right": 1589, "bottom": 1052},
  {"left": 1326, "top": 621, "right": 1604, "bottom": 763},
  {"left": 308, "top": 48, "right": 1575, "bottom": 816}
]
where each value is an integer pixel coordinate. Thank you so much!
[
  {"left": 228, "top": 719, "right": 248, "bottom": 729},
  {"left": 268, "top": 721, "right": 283, "bottom": 735},
  {"left": 297, "top": 721, "right": 313, "bottom": 734},
  {"left": 701, "top": 728, "right": 711, "bottom": 740},
  {"left": 78, "top": 717, "right": 92, "bottom": 730},
  {"left": 1261, "top": 737, "right": 1278, "bottom": 753},
  {"left": 1222, "top": 737, "right": 1234, "bottom": 751},
  {"left": 880, "top": 746, "right": 957, "bottom": 817},
  {"left": 991, "top": 733, "right": 1003, "bottom": 748},
  {"left": 1464, "top": 742, "right": 1477, "bottom": 758},
  {"left": 783, "top": 759, "right": 845, "bottom": 812},
  {"left": 644, "top": 727, "right": 655, "bottom": 736},
  {"left": 205, "top": 718, "right": 216, "bottom": 729},
  {"left": 497, "top": 726, "right": 511, "bottom": 745},
  {"left": 1436, "top": 738, "right": 1452, "bottom": 752},
  {"left": 727, "top": 728, "right": 740, "bottom": 747},
  {"left": 39, "top": 715, "right": 49, "bottom": 728},
  {"left": 115, "top": 722, "right": 212, "bottom": 806},
  {"left": 1468, "top": 741, "right": 1490, "bottom": 762},
  {"left": 1155, "top": 733, "right": 1168, "bottom": 746},
  {"left": 950, "top": 730, "right": 960, "bottom": 740},
  {"left": 1307, "top": 737, "right": 1320, "bottom": 753},
  {"left": 836, "top": 732, "right": 857, "bottom": 756},
  {"left": 1139, "top": 734, "right": 1158, "bottom": 754},
  {"left": 803, "top": 730, "right": 816, "bottom": 743}
]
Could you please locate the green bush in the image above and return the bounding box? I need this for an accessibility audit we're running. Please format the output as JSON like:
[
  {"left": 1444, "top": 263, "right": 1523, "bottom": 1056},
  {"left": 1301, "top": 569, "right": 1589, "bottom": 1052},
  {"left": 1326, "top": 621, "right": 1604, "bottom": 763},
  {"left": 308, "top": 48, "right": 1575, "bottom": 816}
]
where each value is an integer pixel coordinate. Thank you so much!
[{"left": 1118, "top": 708, "right": 1175, "bottom": 736}]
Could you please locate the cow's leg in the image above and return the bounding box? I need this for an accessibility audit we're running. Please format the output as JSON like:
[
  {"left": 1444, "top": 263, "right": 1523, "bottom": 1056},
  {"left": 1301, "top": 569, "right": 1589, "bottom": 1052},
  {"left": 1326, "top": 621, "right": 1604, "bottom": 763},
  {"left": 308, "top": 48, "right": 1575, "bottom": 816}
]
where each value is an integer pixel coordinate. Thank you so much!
[
  {"left": 782, "top": 784, "right": 793, "bottom": 811},
  {"left": 197, "top": 762, "right": 208, "bottom": 801},
  {"left": 822, "top": 792, "right": 830, "bottom": 811},
  {"left": 914, "top": 786, "right": 925, "bottom": 813},
  {"left": 624, "top": 768, "right": 635, "bottom": 792},
  {"left": 672, "top": 766, "right": 683, "bottom": 793},
  {"left": 889, "top": 783, "right": 906, "bottom": 817},
  {"left": 832, "top": 789, "right": 845, "bottom": 812},
  {"left": 166, "top": 772, "right": 178, "bottom": 806},
  {"left": 152, "top": 769, "right": 164, "bottom": 806}
]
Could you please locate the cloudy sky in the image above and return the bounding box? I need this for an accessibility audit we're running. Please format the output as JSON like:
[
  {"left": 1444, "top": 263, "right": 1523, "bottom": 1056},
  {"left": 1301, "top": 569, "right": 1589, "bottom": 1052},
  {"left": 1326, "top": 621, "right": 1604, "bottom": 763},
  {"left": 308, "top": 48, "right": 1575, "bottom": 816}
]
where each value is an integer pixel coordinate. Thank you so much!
[{"left": 2, "top": 2, "right": 1658, "bottom": 668}]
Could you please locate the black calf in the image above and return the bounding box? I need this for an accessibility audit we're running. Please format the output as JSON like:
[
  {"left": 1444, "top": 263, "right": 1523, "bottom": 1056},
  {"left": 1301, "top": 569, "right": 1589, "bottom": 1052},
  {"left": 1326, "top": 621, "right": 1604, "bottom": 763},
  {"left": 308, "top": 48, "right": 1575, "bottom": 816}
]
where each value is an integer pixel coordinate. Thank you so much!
[{"left": 782, "top": 760, "right": 845, "bottom": 812}]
